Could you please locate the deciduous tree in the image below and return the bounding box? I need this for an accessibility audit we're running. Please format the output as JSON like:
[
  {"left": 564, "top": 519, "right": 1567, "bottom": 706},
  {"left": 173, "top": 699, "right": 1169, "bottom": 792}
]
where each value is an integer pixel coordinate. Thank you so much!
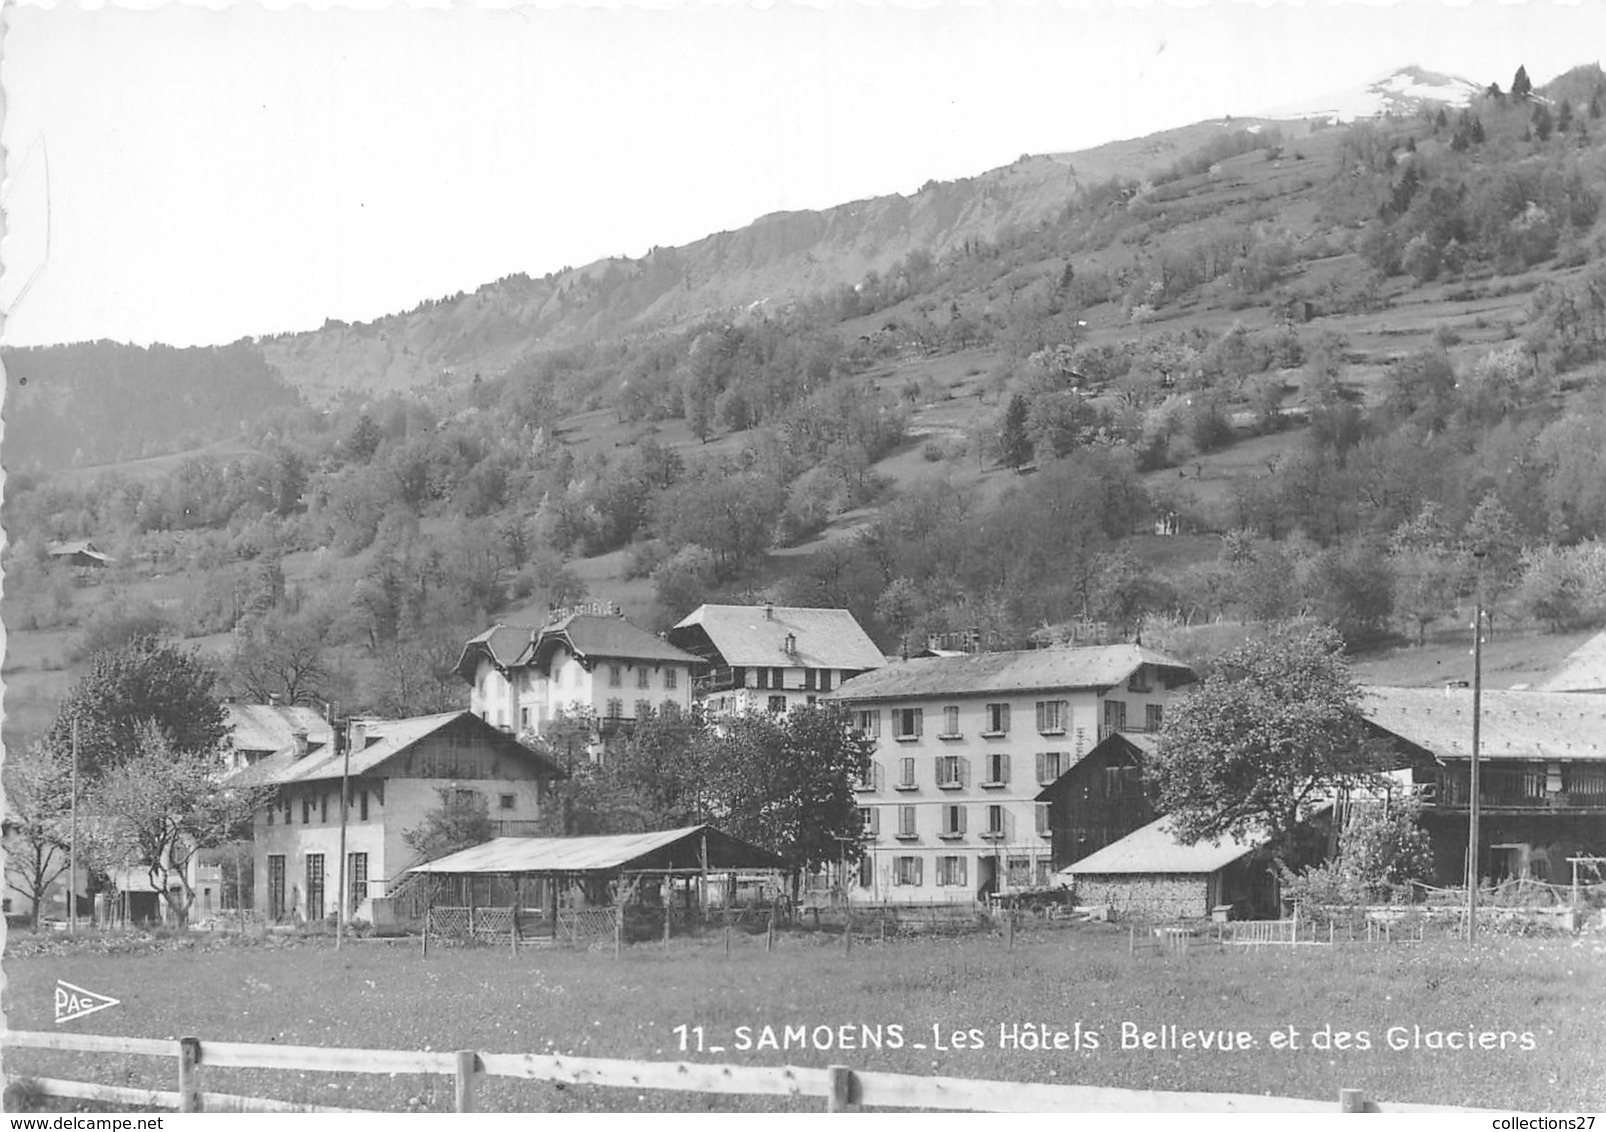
[
  {"left": 2, "top": 743, "right": 74, "bottom": 928},
  {"left": 1146, "top": 625, "right": 1392, "bottom": 866}
]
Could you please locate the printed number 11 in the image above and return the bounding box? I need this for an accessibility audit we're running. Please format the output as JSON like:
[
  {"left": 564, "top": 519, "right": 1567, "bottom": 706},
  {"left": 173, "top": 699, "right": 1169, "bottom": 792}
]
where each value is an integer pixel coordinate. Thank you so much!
[{"left": 672, "top": 1025, "right": 704, "bottom": 1052}]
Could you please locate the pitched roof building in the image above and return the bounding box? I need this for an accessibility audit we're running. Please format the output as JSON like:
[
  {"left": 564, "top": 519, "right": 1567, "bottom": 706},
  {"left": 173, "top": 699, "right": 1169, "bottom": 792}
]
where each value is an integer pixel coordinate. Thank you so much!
[
  {"left": 455, "top": 608, "right": 700, "bottom": 738},
  {"left": 827, "top": 644, "right": 1194, "bottom": 906},
  {"left": 1536, "top": 630, "right": 1606, "bottom": 694},
  {"left": 1362, "top": 686, "right": 1606, "bottom": 886},
  {"left": 668, "top": 603, "right": 885, "bottom": 716},
  {"left": 228, "top": 710, "right": 566, "bottom": 924}
]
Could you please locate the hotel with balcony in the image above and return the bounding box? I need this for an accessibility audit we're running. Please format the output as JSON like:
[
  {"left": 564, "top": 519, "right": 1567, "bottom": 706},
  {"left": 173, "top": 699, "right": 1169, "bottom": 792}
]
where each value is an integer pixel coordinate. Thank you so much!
[
  {"left": 827, "top": 643, "right": 1195, "bottom": 905},
  {"left": 455, "top": 604, "right": 700, "bottom": 742},
  {"left": 668, "top": 603, "right": 886, "bottom": 718}
]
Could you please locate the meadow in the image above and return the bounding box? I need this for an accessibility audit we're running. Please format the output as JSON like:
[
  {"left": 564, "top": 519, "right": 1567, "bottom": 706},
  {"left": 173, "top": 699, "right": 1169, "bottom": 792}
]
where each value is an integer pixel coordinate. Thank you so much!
[{"left": 5, "top": 922, "right": 1603, "bottom": 1112}]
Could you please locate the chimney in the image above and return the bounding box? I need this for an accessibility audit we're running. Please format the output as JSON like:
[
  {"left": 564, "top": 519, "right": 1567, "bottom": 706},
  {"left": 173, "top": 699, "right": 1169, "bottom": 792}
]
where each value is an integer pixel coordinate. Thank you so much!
[
  {"left": 291, "top": 729, "right": 309, "bottom": 759},
  {"left": 348, "top": 721, "right": 367, "bottom": 753},
  {"left": 785, "top": 632, "right": 798, "bottom": 657}
]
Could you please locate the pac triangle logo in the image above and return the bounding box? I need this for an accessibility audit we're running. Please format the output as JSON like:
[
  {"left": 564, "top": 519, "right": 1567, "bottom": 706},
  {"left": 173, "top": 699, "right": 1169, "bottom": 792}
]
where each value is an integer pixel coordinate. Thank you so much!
[{"left": 54, "top": 980, "right": 121, "bottom": 1024}]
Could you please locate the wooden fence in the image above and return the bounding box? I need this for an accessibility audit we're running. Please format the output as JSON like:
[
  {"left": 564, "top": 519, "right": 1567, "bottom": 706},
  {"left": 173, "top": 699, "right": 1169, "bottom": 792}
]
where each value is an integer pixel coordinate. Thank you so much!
[{"left": 0, "top": 1030, "right": 1484, "bottom": 1114}]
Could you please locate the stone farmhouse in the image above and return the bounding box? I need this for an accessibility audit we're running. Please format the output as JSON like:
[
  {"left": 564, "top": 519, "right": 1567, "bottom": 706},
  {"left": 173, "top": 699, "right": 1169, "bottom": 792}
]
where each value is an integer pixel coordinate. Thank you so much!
[{"left": 826, "top": 644, "right": 1194, "bottom": 905}]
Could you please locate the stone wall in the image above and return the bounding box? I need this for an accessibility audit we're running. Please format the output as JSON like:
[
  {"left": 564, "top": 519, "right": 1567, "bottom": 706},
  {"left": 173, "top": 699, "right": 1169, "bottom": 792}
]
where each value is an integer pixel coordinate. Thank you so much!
[{"left": 1072, "top": 873, "right": 1211, "bottom": 920}]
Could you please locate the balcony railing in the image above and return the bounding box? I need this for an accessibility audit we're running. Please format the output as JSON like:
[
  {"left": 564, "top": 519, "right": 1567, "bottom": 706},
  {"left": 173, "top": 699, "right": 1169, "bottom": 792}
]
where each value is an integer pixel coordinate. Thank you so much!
[
  {"left": 693, "top": 667, "right": 741, "bottom": 696},
  {"left": 1429, "top": 766, "right": 1606, "bottom": 809},
  {"left": 490, "top": 820, "right": 544, "bottom": 838}
]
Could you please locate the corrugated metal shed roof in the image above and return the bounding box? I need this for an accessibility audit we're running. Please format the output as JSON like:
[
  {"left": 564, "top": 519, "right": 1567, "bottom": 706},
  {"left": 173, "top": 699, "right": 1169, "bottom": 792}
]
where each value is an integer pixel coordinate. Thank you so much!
[
  {"left": 227, "top": 711, "right": 563, "bottom": 787},
  {"left": 408, "top": 825, "right": 786, "bottom": 875},
  {"left": 1364, "top": 686, "right": 1606, "bottom": 762},
  {"left": 828, "top": 645, "right": 1192, "bottom": 702},
  {"left": 1536, "top": 631, "right": 1606, "bottom": 693},
  {"left": 671, "top": 605, "right": 886, "bottom": 671},
  {"left": 225, "top": 703, "right": 333, "bottom": 755},
  {"left": 1062, "top": 816, "right": 1264, "bottom": 876}
]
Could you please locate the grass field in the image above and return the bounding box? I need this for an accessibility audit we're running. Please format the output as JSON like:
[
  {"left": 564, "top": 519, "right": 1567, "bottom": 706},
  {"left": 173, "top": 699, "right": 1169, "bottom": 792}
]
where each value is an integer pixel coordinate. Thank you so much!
[{"left": 5, "top": 923, "right": 1603, "bottom": 1113}]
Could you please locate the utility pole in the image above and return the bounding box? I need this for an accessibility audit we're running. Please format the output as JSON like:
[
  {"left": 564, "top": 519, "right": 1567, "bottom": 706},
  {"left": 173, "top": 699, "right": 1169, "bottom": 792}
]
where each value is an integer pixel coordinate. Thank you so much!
[
  {"left": 70, "top": 719, "right": 79, "bottom": 935},
  {"left": 1467, "top": 568, "right": 1487, "bottom": 945},
  {"left": 333, "top": 706, "right": 351, "bottom": 951}
]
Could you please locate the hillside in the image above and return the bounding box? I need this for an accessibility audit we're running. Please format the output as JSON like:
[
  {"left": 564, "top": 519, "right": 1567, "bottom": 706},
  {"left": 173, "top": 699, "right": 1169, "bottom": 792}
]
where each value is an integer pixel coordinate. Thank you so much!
[{"left": 7, "top": 64, "right": 1606, "bottom": 751}]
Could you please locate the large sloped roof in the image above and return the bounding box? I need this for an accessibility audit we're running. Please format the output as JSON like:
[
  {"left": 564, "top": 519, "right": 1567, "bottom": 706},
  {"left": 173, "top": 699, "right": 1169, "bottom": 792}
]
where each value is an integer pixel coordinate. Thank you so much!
[
  {"left": 828, "top": 644, "right": 1192, "bottom": 703},
  {"left": 454, "top": 624, "right": 539, "bottom": 681},
  {"left": 1363, "top": 686, "right": 1606, "bottom": 763},
  {"left": 227, "top": 711, "right": 564, "bottom": 787},
  {"left": 225, "top": 703, "right": 334, "bottom": 755},
  {"left": 1536, "top": 631, "right": 1606, "bottom": 693},
  {"left": 1062, "top": 815, "right": 1265, "bottom": 876},
  {"left": 537, "top": 613, "right": 699, "bottom": 667},
  {"left": 409, "top": 824, "right": 786, "bottom": 875},
  {"left": 671, "top": 604, "right": 886, "bottom": 671}
]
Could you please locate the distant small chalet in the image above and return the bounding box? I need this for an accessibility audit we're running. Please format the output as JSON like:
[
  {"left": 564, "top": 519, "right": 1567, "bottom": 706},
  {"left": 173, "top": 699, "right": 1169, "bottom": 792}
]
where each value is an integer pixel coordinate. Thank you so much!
[
  {"left": 456, "top": 605, "right": 700, "bottom": 736},
  {"left": 223, "top": 702, "right": 334, "bottom": 774},
  {"left": 667, "top": 603, "right": 886, "bottom": 716},
  {"left": 47, "top": 540, "right": 114, "bottom": 568}
]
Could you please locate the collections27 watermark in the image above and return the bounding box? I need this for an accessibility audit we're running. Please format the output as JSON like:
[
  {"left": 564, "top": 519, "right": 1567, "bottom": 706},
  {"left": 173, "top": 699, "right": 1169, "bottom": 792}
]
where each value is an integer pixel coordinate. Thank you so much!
[{"left": 671, "top": 1022, "right": 1538, "bottom": 1055}]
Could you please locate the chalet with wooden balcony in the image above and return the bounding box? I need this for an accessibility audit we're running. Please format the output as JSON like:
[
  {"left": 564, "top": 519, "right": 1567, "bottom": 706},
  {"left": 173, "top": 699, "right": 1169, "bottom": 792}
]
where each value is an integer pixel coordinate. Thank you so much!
[
  {"left": 1363, "top": 687, "right": 1606, "bottom": 885},
  {"left": 668, "top": 603, "right": 885, "bottom": 718},
  {"left": 826, "top": 644, "right": 1193, "bottom": 905}
]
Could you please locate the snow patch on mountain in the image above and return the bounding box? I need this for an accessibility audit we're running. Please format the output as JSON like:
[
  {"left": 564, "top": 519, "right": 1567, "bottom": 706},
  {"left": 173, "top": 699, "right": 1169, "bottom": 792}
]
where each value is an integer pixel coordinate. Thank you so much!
[{"left": 1260, "top": 65, "right": 1483, "bottom": 123}]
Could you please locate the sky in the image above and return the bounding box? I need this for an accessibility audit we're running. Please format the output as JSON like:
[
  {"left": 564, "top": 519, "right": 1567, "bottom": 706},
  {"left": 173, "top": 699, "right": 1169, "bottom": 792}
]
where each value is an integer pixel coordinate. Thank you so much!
[{"left": 2, "top": 0, "right": 1603, "bottom": 349}]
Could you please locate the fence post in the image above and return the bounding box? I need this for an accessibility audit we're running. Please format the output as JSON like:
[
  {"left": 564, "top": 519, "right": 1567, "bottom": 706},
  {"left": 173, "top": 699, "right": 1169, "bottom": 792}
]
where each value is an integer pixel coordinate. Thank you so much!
[
  {"left": 1005, "top": 909, "right": 1015, "bottom": 950},
  {"left": 1339, "top": 1087, "right": 1366, "bottom": 1112},
  {"left": 826, "top": 1064, "right": 855, "bottom": 1112},
  {"left": 422, "top": 906, "right": 430, "bottom": 957},
  {"left": 178, "top": 1036, "right": 202, "bottom": 1113},
  {"left": 663, "top": 903, "right": 671, "bottom": 951},
  {"left": 454, "top": 1050, "right": 478, "bottom": 1112}
]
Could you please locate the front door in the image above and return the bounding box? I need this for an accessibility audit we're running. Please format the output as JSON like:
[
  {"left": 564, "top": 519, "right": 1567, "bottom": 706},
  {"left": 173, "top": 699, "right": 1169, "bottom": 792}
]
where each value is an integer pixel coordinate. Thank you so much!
[
  {"left": 268, "top": 855, "right": 286, "bottom": 921},
  {"left": 306, "top": 854, "right": 325, "bottom": 922}
]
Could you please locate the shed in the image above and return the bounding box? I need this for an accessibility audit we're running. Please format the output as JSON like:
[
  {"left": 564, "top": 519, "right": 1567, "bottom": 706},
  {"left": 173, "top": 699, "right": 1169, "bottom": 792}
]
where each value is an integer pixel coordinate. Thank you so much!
[
  {"left": 408, "top": 825, "right": 787, "bottom": 943},
  {"left": 47, "top": 540, "right": 114, "bottom": 568},
  {"left": 1060, "top": 816, "right": 1280, "bottom": 921}
]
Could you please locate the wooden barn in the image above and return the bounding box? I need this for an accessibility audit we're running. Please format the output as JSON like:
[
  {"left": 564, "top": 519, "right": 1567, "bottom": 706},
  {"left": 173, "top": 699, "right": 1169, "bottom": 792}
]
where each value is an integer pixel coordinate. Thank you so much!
[{"left": 1034, "top": 731, "right": 1160, "bottom": 869}]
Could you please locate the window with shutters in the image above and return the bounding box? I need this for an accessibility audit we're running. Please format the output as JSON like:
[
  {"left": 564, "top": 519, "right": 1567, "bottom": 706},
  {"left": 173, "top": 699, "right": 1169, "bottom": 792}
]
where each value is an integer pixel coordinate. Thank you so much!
[
  {"left": 820, "top": 669, "right": 833, "bottom": 692},
  {"left": 635, "top": 699, "right": 652, "bottom": 721},
  {"left": 896, "top": 805, "right": 918, "bottom": 839},
  {"left": 1036, "top": 802, "right": 1052, "bottom": 837},
  {"left": 937, "top": 856, "right": 968, "bottom": 887},
  {"left": 1035, "top": 858, "right": 1052, "bottom": 885},
  {"left": 756, "top": 668, "right": 769, "bottom": 690},
  {"left": 804, "top": 669, "right": 817, "bottom": 691},
  {"left": 940, "top": 705, "right": 962, "bottom": 738},
  {"left": 854, "top": 709, "right": 881, "bottom": 738},
  {"left": 1102, "top": 699, "right": 1128, "bottom": 739},
  {"left": 893, "top": 857, "right": 922, "bottom": 886},
  {"left": 855, "top": 761, "right": 879, "bottom": 792},
  {"left": 1145, "top": 703, "right": 1164, "bottom": 732},
  {"left": 664, "top": 667, "right": 678, "bottom": 690},
  {"left": 940, "top": 804, "right": 966, "bottom": 839},
  {"left": 860, "top": 807, "right": 879, "bottom": 836},
  {"left": 606, "top": 698, "right": 624, "bottom": 719},
  {"left": 983, "top": 703, "right": 1010, "bottom": 736},
  {"left": 857, "top": 856, "right": 874, "bottom": 888},
  {"left": 892, "top": 707, "right": 923, "bottom": 740},
  {"left": 936, "top": 755, "right": 964, "bottom": 790},
  {"left": 637, "top": 667, "right": 651, "bottom": 689},
  {"left": 1036, "top": 751, "right": 1068, "bottom": 785},
  {"left": 983, "top": 804, "right": 1006, "bottom": 840},
  {"left": 897, "top": 757, "right": 918, "bottom": 791},
  {"left": 768, "top": 695, "right": 787, "bottom": 713},
  {"left": 982, "top": 752, "right": 1009, "bottom": 788},
  {"left": 1035, "top": 700, "right": 1068, "bottom": 735},
  {"left": 1007, "top": 856, "right": 1031, "bottom": 886},
  {"left": 302, "top": 798, "right": 311, "bottom": 824},
  {"left": 360, "top": 791, "right": 369, "bottom": 821},
  {"left": 609, "top": 665, "right": 623, "bottom": 687}
]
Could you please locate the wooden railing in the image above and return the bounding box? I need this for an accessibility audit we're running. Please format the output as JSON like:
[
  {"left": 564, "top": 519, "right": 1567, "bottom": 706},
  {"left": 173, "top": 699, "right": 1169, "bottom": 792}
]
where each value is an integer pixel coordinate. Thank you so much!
[{"left": 0, "top": 1030, "right": 1485, "bottom": 1113}]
